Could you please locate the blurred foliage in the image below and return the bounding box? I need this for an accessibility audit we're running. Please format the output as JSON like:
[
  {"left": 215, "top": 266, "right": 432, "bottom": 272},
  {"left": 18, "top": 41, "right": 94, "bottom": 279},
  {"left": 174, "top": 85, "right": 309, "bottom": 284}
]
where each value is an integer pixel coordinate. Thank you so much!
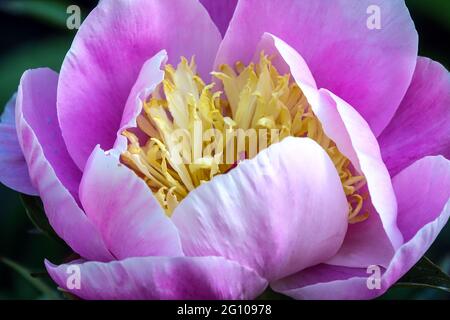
[
  {"left": 0, "top": 0, "right": 449, "bottom": 300},
  {"left": 0, "top": 0, "right": 72, "bottom": 27},
  {"left": 397, "top": 257, "right": 450, "bottom": 293}
]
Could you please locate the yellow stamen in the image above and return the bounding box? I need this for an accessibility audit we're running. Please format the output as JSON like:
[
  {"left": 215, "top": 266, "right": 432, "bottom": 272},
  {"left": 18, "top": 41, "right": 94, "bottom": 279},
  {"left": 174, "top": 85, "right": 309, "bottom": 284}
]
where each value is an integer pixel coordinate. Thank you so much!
[{"left": 121, "top": 53, "right": 368, "bottom": 222}]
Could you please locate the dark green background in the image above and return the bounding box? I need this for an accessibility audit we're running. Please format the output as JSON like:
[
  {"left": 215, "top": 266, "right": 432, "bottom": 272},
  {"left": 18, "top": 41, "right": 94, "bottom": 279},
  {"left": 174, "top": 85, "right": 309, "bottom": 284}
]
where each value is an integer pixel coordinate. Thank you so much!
[{"left": 0, "top": 0, "right": 449, "bottom": 299}]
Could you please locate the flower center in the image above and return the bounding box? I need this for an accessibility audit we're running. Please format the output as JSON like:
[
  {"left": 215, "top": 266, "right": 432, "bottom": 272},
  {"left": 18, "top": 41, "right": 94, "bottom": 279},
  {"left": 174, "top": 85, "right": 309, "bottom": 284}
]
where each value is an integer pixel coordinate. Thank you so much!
[{"left": 121, "top": 53, "right": 368, "bottom": 223}]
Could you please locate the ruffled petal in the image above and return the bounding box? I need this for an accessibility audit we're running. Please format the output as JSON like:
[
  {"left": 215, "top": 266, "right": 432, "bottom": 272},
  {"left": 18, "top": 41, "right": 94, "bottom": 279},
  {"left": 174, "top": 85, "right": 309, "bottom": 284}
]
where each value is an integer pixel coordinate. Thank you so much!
[
  {"left": 216, "top": 0, "right": 418, "bottom": 135},
  {"left": 272, "top": 156, "right": 450, "bottom": 299},
  {"left": 58, "top": 0, "right": 222, "bottom": 169},
  {"left": 200, "top": 0, "right": 238, "bottom": 36},
  {"left": 80, "top": 146, "right": 183, "bottom": 259},
  {"left": 172, "top": 137, "right": 348, "bottom": 281},
  {"left": 16, "top": 69, "right": 113, "bottom": 261},
  {"left": 45, "top": 256, "right": 267, "bottom": 300},
  {"left": 379, "top": 57, "right": 450, "bottom": 176},
  {"left": 0, "top": 93, "right": 37, "bottom": 195}
]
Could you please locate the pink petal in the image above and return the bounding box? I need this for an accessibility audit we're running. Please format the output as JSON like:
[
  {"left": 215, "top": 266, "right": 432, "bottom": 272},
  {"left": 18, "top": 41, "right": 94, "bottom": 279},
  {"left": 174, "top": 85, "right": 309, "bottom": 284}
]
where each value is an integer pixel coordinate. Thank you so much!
[
  {"left": 326, "top": 207, "right": 394, "bottom": 268},
  {"left": 0, "top": 93, "right": 37, "bottom": 195},
  {"left": 200, "top": 0, "right": 238, "bottom": 36},
  {"left": 314, "top": 90, "right": 402, "bottom": 249},
  {"left": 16, "top": 69, "right": 113, "bottom": 261},
  {"left": 16, "top": 70, "right": 81, "bottom": 198},
  {"left": 58, "top": 0, "right": 221, "bottom": 169},
  {"left": 271, "top": 264, "right": 374, "bottom": 300},
  {"left": 45, "top": 256, "right": 267, "bottom": 300},
  {"left": 379, "top": 57, "right": 450, "bottom": 176},
  {"left": 79, "top": 146, "right": 183, "bottom": 259},
  {"left": 216, "top": 0, "right": 418, "bottom": 135},
  {"left": 172, "top": 137, "right": 348, "bottom": 281},
  {"left": 393, "top": 156, "right": 450, "bottom": 242},
  {"left": 113, "top": 51, "right": 166, "bottom": 154},
  {"left": 272, "top": 156, "right": 450, "bottom": 299},
  {"left": 253, "top": 33, "right": 317, "bottom": 89},
  {"left": 265, "top": 37, "right": 400, "bottom": 263}
]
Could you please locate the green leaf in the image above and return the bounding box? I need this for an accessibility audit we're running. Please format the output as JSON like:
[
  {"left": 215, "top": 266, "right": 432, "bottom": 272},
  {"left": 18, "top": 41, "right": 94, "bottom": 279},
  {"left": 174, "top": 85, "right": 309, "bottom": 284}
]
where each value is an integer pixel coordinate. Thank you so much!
[
  {"left": 395, "top": 256, "right": 450, "bottom": 293},
  {"left": 0, "top": 0, "right": 72, "bottom": 28},
  {"left": 20, "top": 194, "right": 67, "bottom": 247},
  {"left": 0, "top": 257, "right": 59, "bottom": 299}
]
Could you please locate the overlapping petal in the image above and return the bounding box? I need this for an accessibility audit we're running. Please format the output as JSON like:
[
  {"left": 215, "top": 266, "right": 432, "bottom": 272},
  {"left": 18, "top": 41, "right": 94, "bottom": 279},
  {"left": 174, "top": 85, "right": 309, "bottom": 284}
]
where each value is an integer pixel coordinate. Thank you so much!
[
  {"left": 379, "top": 57, "right": 450, "bottom": 176},
  {"left": 272, "top": 156, "right": 450, "bottom": 299},
  {"left": 0, "top": 94, "right": 37, "bottom": 195},
  {"left": 172, "top": 137, "right": 348, "bottom": 281},
  {"left": 200, "top": 0, "right": 238, "bottom": 37},
  {"left": 313, "top": 90, "right": 403, "bottom": 249},
  {"left": 80, "top": 146, "right": 183, "bottom": 259},
  {"left": 16, "top": 68, "right": 112, "bottom": 261},
  {"left": 45, "top": 256, "right": 267, "bottom": 300},
  {"left": 113, "top": 50, "right": 166, "bottom": 154},
  {"left": 261, "top": 35, "right": 400, "bottom": 263},
  {"left": 216, "top": 0, "right": 418, "bottom": 135},
  {"left": 58, "top": 0, "right": 222, "bottom": 169}
]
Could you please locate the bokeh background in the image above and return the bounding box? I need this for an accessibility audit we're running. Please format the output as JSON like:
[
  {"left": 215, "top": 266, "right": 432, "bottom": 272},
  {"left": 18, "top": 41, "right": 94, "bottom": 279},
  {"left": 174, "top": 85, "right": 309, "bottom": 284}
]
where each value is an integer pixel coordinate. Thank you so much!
[{"left": 0, "top": 0, "right": 449, "bottom": 300}]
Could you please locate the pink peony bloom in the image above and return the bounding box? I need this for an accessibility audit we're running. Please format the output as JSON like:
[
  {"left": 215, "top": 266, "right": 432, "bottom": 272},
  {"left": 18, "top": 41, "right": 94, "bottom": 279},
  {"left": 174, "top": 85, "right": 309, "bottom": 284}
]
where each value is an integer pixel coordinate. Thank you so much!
[{"left": 0, "top": 0, "right": 449, "bottom": 300}]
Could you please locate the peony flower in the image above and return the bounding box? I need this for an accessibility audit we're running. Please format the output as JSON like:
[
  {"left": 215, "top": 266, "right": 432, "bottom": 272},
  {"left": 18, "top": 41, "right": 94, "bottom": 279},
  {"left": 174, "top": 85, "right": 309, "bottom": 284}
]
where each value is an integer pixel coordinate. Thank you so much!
[{"left": 0, "top": 0, "right": 449, "bottom": 300}]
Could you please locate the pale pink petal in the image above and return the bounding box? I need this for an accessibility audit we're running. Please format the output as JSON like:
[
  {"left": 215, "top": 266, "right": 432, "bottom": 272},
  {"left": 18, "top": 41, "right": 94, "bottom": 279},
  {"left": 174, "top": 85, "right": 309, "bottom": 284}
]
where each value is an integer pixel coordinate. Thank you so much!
[
  {"left": 264, "top": 37, "right": 400, "bottom": 263},
  {"left": 379, "top": 57, "right": 450, "bottom": 176},
  {"left": 113, "top": 50, "right": 166, "bottom": 154},
  {"left": 253, "top": 33, "right": 317, "bottom": 89},
  {"left": 16, "top": 69, "right": 113, "bottom": 261},
  {"left": 45, "top": 256, "right": 267, "bottom": 300},
  {"left": 0, "top": 93, "right": 37, "bottom": 195},
  {"left": 216, "top": 0, "right": 418, "bottom": 135},
  {"left": 326, "top": 207, "right": 394, "bottom": 268},
  {"left": 272, "top": 156, "right": 450, "bottom": 299},
  {"left": 80, "top": 146, "right": 183, "bottom": 259},
  {"left": 58, "top": 0, "right": 221, "bottom": 169},
  {"left": 314, "top": 90, "right": 402, "bottom": 249},
  {"left": 172, "top": 137, "right": 348, "bottom": 281}
]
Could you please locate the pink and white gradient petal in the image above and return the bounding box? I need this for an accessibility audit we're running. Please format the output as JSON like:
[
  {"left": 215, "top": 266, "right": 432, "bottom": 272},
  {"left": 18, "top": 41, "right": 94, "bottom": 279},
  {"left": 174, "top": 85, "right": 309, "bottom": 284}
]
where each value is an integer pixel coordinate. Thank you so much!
[
  {"left": 16, "top": 68, "right": 113, "bottom": 262},
  {"left": 80, "top": 146, "right": 183, "bottom": 259},
  {"left": 272, "top": 156, "right": 450, "bottom": 299},
  {"left": 172, "top": 137, "right": 348, "bottom": 281},
  {"left": 45, "top": 256, "right": 267, "bottom": 300},
  {"left": 0, "top": 93, "right": 37, "bottom": 195},
  {"left": 260, "top": 34, "right": 400, "bottom": 264},
  {"left": 216, "top": 0, "right": 418, "bottom": 136},
  {"left": 57, "top": 0, "right": 222, "bottom": 170}
]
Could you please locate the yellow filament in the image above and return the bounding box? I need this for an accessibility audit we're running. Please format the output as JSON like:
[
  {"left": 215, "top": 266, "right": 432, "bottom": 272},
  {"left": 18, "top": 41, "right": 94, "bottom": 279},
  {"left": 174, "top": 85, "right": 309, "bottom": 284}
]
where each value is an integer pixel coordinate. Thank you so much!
[{"left": 121, "top": 53, "right": 368, "bottom": 222}]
